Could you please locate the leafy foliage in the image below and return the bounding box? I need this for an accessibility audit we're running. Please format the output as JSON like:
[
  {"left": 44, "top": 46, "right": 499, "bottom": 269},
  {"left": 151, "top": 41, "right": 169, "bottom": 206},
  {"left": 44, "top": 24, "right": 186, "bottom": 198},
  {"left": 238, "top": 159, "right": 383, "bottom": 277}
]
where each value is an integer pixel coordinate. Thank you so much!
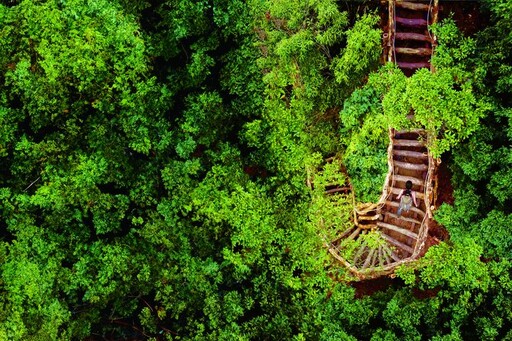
[
  {"left": 339, "top": 85, "right": 388, "bottom": 203},
  {"left": 0, "top": 0, "right": 512, "bottom": 339}
]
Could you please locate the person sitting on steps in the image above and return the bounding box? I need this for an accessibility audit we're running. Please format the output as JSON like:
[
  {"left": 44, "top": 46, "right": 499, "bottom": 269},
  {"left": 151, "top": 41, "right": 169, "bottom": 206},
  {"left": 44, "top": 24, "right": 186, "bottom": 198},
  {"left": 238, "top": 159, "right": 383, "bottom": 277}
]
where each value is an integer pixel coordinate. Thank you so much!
[{"left": 396, "top": 180, "right": 418, "bottom": 217}]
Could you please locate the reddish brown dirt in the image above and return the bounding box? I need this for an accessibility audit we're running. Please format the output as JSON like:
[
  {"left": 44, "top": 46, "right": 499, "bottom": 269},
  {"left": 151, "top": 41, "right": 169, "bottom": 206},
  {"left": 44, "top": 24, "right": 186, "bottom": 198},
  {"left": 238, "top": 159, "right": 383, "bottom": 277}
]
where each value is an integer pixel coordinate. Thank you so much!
[
  {"left": 431, "top": 160, "right": 453, "bottom": 235},
  {"left": 351, "top": 277, "right": 398, "bottom": 299},
  {"left": 419, "top": 221, "right": 445, "bottom": 258},
  {"left": 419, "top": 234, "right": 440, "bottom": 258},
  {"left": 243, "top": 165, "right": 268, "bottom": 178},
  {"left": 428, "top": 218, "right": 449, "bottom": 242},
  {"left": 412, "top": 286, "right": 441, "bottom": 299},
  {"left": 435, "top": 160, "right": 454, "bottom": 206},
  {"left": 440, "top": 1, "right": 486, "bottom": 36},
  {"left": 419, "top": 159, "right": 452, "bottom": 257}
]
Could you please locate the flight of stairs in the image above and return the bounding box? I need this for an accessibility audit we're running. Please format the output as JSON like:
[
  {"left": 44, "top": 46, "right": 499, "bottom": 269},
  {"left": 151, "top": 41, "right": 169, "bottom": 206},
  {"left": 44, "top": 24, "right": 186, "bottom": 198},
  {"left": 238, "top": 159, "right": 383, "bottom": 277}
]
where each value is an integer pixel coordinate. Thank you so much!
[
  {"left": 327, "top": 1, "right": 440, "bottom": 279},
  {"left": 388, "top": 0, "right": 438, "bottom": 75},
  {"left": 328, "top": 130, "right": 430, "bottom": 276},
  {"left": 379, "top": 130, "right": 428, "bottom": 260}
]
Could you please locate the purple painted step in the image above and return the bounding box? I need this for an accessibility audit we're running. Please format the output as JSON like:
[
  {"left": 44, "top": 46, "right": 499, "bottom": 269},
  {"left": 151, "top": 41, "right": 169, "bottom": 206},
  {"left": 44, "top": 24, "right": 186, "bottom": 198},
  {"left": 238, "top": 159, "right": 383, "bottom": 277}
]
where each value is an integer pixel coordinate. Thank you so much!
[
  {"left": 396, "top": 17, "right": 428, "bottom": 27},
  {"left": 395, "top": 32, "right": 432, "bottom": 42},
  {"left": 397, "top": 61, "right": 430, "bottom": 70}
]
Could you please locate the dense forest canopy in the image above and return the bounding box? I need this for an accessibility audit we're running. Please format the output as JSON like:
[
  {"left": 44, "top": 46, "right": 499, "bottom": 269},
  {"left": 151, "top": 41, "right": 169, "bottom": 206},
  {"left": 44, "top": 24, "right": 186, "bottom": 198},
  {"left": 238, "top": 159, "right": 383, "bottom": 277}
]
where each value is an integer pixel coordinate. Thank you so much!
[{"left": 0, "top": 0, "right": 511, "bottom": 339}]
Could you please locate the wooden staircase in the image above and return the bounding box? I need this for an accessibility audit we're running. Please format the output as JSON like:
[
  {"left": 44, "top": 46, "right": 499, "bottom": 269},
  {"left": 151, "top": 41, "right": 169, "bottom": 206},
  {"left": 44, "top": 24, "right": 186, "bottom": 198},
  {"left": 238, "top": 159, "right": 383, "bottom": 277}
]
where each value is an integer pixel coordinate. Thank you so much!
[
  {"left": 385, "top": 0, "right": 438, "bottom": 74},
  {"left": 327, "top": 1, "right": 440, "bottom": 279},
  {"left": 328, "top": 130, "right": 437, "bottom": 279}
]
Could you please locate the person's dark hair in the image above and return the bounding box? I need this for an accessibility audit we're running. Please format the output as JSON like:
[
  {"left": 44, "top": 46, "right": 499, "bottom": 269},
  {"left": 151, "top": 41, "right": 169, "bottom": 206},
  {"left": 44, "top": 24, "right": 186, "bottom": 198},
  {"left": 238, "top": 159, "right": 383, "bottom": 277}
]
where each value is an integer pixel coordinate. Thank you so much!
[{"left": 406, "top": 180, "right": 412, "bottom": 189}]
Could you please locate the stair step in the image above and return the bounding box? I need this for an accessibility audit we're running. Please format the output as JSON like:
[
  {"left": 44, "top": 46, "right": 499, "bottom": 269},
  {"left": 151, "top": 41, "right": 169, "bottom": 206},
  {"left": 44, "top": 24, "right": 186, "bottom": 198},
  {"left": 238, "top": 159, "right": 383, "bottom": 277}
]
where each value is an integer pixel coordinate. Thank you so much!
[
  {"left": 396, "top": 1, "right": 431, "bottom": 11},
  {"left": 353, "top": 245, "right": 368, "bottom": 264},
  {"left": 395, "top": 128, "right": 425, "bottom": 134},
  {"left": 358, "top": 223, "right": 378, "bottom": 229},
  {"left": 390, "top": 187, "right": 424, "bottom": 200},
  {"left": 377, "top": 221, "right": 419, "bottom": 239},
  {"left": 333, "top": 226, "right": 358, "bottom": 244},
  {"left": 394, "top": 160, "right": 428, "bottom": 171},
  {"left": 392, "top": 174, "right": 424, "bottom": 187},
  {"left": 347, "top": 227, "right": 362, "bottom": 241},
  {"left": 393, "top": 139, "right": 425, "bottom": 147},
  {"left": 378, "top": 247, "right": 386, "bottom": 267},
  {"left": 386, "top": 212, "right": 423, "bottom": 225},
  {"left": 396, "top": 17, "right": 428, "bottom": 27},
  {"left": 395, "top": 32, "right": 432, "bottom": 42},
  {"left": 325, "top": 187, "right": 350, "bottom": 195},
  {"left": 382, "top": 234, "right": 415, "bottom": 255},
  {"left": 358, "top": 213, "right": 381, "bottom": 221},
  {"left": 393, "top": 128, "right": 425, "bottom": 139},
  {"left": 391, "top": 252, "right": 401, "bottom": 262},
  {"left": 395, "top": 47, "right": 432, "bottom": 56},
  {"left": 362, "top": 248, "right": 377, "bottom": 269},
  {"left": 386, "top": 200, "right": 425, "bottom": 217},
  {"left": 393, "top": 149, "right": 428, "bottom": 159},
  {"left": 397, "top": 61, "right": 430, "bottom": 70},
  {"left": 382, "top": 244, "right": 402, "bottom": 262}
]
